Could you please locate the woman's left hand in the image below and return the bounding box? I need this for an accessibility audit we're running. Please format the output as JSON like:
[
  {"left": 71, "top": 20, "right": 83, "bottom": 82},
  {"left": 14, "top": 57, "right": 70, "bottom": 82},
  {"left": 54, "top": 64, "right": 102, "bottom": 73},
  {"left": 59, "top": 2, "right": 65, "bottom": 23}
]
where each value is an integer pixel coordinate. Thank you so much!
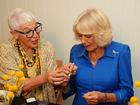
[
  {"left": 83, "top": 91, "right": 105, "bottom": 105},
  {"left": 63, "top": 63, "right": 77, "bottom": 76}
]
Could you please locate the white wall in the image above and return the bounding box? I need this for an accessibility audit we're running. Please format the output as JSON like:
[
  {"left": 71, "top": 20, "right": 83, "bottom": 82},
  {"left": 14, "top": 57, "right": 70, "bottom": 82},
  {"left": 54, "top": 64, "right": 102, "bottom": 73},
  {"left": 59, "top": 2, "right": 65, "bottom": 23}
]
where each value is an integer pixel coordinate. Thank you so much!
[{"left": 0, "top": 0, "right": 140, "bottom": 105}]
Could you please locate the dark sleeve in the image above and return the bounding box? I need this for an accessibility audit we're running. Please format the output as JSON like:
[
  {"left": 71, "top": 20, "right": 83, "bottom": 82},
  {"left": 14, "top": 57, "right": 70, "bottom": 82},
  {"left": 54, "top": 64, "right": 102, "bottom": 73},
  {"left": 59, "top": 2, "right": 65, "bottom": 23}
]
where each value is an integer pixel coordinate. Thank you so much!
[
  {"left": 114, "top": 45, "right": 134, "bottom": 104},
  {"left": 63, "top": 46, "right": 77, "bottom": 99}
]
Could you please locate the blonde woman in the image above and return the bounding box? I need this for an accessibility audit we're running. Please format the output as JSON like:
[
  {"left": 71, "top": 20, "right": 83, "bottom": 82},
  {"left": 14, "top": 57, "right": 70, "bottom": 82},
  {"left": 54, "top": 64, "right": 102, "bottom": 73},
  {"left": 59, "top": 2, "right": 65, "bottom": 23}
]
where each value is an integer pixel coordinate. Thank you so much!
[{"left": 63, "top": 8, "right": 133, "bottom": 105}]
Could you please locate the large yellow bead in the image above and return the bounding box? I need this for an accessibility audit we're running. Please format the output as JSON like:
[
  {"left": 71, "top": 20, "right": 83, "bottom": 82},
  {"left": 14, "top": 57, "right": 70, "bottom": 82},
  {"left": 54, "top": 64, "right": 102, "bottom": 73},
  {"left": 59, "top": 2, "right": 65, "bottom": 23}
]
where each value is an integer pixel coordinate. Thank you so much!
[
  {"left": 19, "top": 77, "right": 26, "bottom": 82},
  {"left": 134, "top": 81, "right": 140, "bottom": 87},
  {"left": 16, "top": 71, "right": 24, "bottom": 78},
  {"left": 9, "top": 85, "right": 18, "bottom": 92},
  {"left": 19, "top": 64, "right": 24, "bottom": 69},
  {"left": 12, "top": 85, "right": 18, "bottom": 92},
  {"left": 7, "top": 91, "right": 14, "bottom": 98},
  {"left": 3, "top": 75, "right": 9, "bottom": 81},
  {"left": 10, "top": 71, "right": 16, "bottom": 76},
  {"left": 4, "top": 83, "right": 10, "bottom": 89},
  {"left": 130, "top": 96, "right": 138, "bottom": 104},
  {"left": 132, "top": 103, "right": 139, "bottom": 105}
]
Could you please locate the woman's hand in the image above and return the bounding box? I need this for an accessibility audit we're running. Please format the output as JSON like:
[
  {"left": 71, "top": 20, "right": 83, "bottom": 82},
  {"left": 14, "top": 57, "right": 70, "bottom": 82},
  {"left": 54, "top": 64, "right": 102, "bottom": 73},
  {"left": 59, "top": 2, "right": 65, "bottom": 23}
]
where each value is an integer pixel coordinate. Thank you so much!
[
  {"left": 83, "top": 91, "right": 105, "bottom": 105},
  {"left": 52, "top": 63, "right": 77, "bottom": 85},
  {"left": 61, "top": 63, "right": 77, "bottom": 86},
  {"left": 22, "top": 63, "right": 77, "bottom": 93},
  {"left": 63, "top": 63, "right": 77, "bottom": 76},
  {"left": 22, "top": 69, "right": 67, "bottom": 93},
  {"left": 44, "top": 69, "right": 68, "bottom": 85}
]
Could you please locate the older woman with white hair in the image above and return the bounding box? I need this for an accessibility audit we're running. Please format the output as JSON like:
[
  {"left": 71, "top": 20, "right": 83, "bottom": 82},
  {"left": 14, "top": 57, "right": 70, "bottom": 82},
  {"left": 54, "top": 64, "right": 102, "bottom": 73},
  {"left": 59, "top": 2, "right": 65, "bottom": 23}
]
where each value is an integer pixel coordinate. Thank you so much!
[
  {"left": 63, "top": 8, "right": 134, "bottom": 105},
  {"left": 0, "top": 8, "right": 76, "bottom": 105}
]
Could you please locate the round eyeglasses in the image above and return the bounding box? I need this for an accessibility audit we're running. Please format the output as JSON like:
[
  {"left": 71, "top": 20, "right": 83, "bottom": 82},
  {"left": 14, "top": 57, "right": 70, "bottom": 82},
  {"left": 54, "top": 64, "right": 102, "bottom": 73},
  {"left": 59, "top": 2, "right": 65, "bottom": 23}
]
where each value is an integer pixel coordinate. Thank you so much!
[{"left": 15, "top": 22, "right": 42, "bottom": 38}]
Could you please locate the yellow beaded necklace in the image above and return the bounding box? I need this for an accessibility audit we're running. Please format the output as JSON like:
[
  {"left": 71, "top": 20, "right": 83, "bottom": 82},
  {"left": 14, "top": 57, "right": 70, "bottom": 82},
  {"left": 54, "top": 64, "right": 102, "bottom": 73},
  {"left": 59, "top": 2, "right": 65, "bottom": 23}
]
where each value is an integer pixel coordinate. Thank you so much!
[
  {"left": 19, "top": 47, "right": 37, "bottom": 67},
  {"left": 16, "top": 41, "right": 41, "bottom": 78}
]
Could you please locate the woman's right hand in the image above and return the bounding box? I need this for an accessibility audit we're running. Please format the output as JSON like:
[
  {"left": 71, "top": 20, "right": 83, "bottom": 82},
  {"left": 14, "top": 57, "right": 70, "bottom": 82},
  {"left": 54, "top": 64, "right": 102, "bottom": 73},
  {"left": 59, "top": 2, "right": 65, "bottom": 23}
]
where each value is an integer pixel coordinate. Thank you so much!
[
  {"left": 43, "top": 63, "right": 77, "bottom": 86},
  {"left": 43, "top": 68, "right": 68, "bottom": 85},
  {"left": 22, "top": 69, "right": 67, "bottom": 93},
  {"left": 83, "top": 91, "right": 105, "bottom": 105}
]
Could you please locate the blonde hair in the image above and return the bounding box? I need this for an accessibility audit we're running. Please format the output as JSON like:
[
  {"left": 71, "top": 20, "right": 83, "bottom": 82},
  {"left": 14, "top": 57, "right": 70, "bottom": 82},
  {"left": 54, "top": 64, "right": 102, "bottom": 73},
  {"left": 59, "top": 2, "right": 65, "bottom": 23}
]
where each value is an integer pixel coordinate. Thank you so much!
[
  {"left": 8, "top": 8, "right": 36, "bottom": 30},
  {"left": 73, "top": 8, "right": 113, "bottom": 47}
]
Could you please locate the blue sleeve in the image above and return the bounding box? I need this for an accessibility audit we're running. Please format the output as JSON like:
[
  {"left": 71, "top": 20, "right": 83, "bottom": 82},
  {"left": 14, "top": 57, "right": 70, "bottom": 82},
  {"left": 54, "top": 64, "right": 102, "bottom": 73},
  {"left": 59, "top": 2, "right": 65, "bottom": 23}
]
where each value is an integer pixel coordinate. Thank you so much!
[
  {"left": 63, "top": 46, "right": 76, "bottom": 99},
  {"left": 114, "top": 45, "right": 134, "bottom": 104}
]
